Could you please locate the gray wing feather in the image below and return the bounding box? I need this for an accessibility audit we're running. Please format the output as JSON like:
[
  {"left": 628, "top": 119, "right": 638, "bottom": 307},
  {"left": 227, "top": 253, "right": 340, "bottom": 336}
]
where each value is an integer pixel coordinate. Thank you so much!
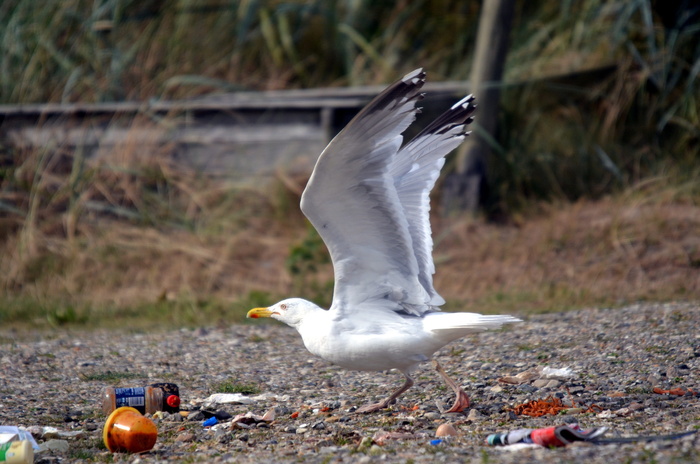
[
  {"left": 301, "top": 69, "right": 429, "bottom": 315},
  {"left": 390, "top": 95, "right": 477, "bottom": 308},
  {"left": 301, "top": 69, "right": 476, "bottom": 318}
]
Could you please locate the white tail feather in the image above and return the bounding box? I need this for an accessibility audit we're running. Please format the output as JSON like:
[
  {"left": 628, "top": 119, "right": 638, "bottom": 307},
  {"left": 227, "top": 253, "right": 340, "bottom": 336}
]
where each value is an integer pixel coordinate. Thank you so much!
[{"left": 423, "top": 312, "right": 522, "bottom": 342}]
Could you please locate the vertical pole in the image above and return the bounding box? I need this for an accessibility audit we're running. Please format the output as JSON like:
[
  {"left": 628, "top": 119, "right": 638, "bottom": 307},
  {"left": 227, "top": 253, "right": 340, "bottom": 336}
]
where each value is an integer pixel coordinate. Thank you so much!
[{"left": 442, "top": 0, "right": 515, "bottom": 214}]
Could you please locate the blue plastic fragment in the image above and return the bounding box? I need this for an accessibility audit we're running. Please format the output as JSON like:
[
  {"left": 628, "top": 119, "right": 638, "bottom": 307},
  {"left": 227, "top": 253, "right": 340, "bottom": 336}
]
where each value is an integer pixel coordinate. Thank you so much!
[
  {"left": 203, "top": 416, "right": 218, "bottom": 427},
  {"left": 430, "top": 439, "right": 443, "bottom": 445}
]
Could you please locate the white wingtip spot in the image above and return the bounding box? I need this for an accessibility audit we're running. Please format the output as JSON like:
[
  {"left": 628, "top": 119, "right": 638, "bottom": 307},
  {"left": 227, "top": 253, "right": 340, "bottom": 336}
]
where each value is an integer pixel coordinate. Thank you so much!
[
  {"left": 402, "top": 68, "right": 425, "bottom": 84},
  {"left": 450, "top": 94, "right": 475, "bottom": 109}
]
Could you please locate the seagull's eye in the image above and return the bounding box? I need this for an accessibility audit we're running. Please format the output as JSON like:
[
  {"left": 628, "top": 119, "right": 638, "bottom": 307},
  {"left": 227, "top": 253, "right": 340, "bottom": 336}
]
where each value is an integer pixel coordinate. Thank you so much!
[{"left": 280, "top": 304, "right": 287, "bottom": 310}]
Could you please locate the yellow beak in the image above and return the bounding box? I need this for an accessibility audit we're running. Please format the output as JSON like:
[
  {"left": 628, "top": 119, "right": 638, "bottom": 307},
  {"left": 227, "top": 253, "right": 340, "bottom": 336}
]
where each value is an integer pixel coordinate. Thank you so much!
[{"left": 247, "top": 307, "right": 274, "bottom": 318}]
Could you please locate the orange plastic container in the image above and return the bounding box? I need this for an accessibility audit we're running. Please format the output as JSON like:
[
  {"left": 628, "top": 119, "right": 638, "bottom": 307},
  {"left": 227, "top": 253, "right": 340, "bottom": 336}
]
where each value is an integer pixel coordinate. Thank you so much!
[{"left": 103, "top": 407, "right": 158, "bottom": 453}]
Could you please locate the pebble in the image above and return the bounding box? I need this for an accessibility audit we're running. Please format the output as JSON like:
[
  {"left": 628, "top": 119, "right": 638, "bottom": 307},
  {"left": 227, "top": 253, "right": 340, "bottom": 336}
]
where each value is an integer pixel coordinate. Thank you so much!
[
  {"left": 176, "top": 433, "right": 195, "bottom": 442},
  {"left": 517, "top": 384, "right": 537, "bottom": 393},
  {"left": 546, "top": 380, "right": 561, "bottom": 388},
  {"left": 38, "top": 439, "right": 69, "bottom": 453},
  {"left": 562, "top": 407, "right": 583, "bottom": 414},
  {"left": 214, "top": 410, "right": 233, "bottom": 420},
  {"left": 186, "top": 411, "right": 205, "bottom": 421},
  {"left": 629, "top": 402, "right": 645, "bottom": 411},
  {"left": 466, "top": 408, "right": 483, "bottom": 421}
]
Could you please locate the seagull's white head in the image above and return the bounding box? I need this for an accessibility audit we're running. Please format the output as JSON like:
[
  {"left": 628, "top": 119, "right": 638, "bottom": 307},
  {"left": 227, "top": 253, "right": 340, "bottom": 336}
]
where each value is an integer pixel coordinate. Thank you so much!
[{"left": 247, "top": 298, "right": 322, "bottom": 328}]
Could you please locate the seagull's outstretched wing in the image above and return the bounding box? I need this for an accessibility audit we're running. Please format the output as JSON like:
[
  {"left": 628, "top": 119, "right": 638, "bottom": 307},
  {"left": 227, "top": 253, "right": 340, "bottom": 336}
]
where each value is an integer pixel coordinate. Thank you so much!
[
  {"left": 390, "top": 95, "right": 477, "bottom": 308},
  {"left": 301, "top": 69, "right": 431, "bottom": 316}
]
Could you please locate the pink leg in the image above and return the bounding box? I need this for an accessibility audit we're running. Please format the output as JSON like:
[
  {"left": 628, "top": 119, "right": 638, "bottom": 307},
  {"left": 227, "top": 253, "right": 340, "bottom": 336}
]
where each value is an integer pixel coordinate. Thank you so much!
[
  {"left": 356, "top": 375, "right": 414, "bottom": 413},
  {"left": 433, "top": 359, "right": 470, "bottom": 413}
]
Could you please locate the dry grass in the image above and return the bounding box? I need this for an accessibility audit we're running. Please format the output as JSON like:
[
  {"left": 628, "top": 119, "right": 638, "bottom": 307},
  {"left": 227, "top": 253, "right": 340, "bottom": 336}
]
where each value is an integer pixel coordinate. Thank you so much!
[
  {"left": 1, "top": 140, "right": 698, "bottom": 329},
  {"left": 434, "top": 185, "right": 700, "bottom": 313},
  {"left": 1, "top": 0, "right": 697, "bottom": 329}
]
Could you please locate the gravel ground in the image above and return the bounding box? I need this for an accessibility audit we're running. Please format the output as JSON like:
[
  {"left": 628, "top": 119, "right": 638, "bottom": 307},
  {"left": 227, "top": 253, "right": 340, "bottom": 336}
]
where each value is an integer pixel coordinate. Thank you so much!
[{"left": 2, "top": 302, "right": 699, "bottom": 463}]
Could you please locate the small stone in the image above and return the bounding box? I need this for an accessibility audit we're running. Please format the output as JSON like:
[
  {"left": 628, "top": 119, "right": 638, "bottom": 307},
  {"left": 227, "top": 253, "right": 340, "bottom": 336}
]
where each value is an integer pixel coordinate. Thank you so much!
[
  {"left": 214, "top": 410, "right": 232, "bottom": 420},
  {"left": 517, "top": 384, "right": 537, "bottom": 394},
  {"left": 176, "top": 432, "right": 195, "bottom": 442},
  {"left": 56, "top": 430, "right": 86, "bottom": 439},
  {"left": 35, "top": 457, "right": 61, "bottom": 464},
  {"left": 466, "top": 409, "right": 483, "bottom": 421},
  {"left": 312, "top": 421, "right": 326, "bottom": 430},
  {"left": 39, "top": 427, "right": 60, "bottom": 439},
  {"left": 423, "top": 412, "right": 441, "bottom": 420},
  {"left": 562, "top": 408, "right": 583, "bottom": 415},
  {"left": 546, "top": 380, "right": 561, "bottom": 388},
  {"left": 435, "top": 423, "right": 459, "bottom": 437},
  {"left": 320, "top": 446, "right": 341, "bottom": 454},
  {"left": 628, "top": 402, "right": 645, "bottom": 411},
  {"left": 532, "top": 379, "right": 549, "bottom": 388},
  {"left": 490, "top": 385, "right": 504, "bottom": 393},
  {"left": 39, "top": 439, "right": 70, "bottom": 453},
  {"left": 187, "top": 411, "right": 205, "bottom": 421}
]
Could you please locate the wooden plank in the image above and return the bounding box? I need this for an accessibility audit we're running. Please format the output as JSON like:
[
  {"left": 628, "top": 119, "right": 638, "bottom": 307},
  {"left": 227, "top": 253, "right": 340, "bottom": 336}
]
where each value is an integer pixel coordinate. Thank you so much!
[{"left": 0, "top": 68, "right": 615, "bottom": 181}]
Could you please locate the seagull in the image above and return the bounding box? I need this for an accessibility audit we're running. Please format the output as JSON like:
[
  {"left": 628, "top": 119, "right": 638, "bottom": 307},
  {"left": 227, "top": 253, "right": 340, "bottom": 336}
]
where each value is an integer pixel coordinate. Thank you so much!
[{"left": 248, "top": 69, "right": 521, "bottom": 413}]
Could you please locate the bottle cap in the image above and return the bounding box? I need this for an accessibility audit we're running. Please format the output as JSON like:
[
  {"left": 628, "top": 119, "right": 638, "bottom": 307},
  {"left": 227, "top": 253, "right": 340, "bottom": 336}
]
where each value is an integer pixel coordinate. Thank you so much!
[{"left": 166, "top": 395, "right": 181, "bottom": 408}]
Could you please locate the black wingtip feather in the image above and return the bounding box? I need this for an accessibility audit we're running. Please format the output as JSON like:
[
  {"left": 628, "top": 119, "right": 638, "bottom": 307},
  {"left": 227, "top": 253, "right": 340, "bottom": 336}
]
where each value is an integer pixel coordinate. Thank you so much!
[
  {"left": 361, "top": 69, "right": 426, "bottom": 115},
  {"left": 411, "top": 94, "right": 477, "bottom": 140}
]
